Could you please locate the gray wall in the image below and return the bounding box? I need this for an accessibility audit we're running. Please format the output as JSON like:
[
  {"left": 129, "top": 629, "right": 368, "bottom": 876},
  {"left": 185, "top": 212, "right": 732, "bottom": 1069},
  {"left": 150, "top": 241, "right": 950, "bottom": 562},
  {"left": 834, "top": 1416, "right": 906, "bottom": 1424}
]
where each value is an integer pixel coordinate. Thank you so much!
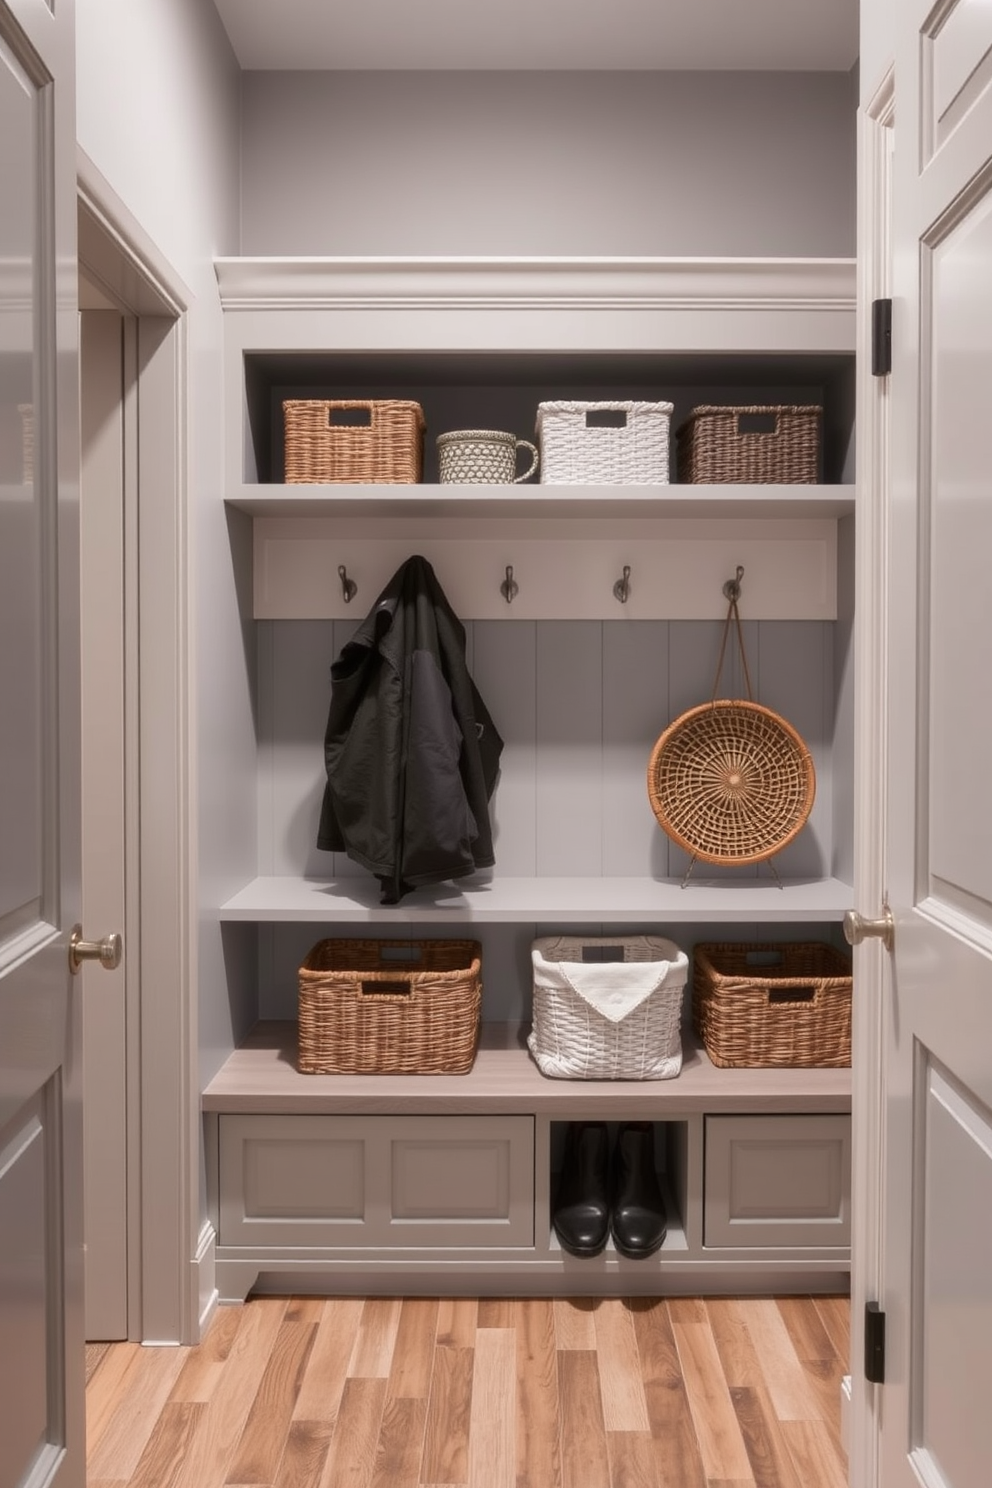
[{"left": 240, "top": 70, "right": 857, "bottom": 257}]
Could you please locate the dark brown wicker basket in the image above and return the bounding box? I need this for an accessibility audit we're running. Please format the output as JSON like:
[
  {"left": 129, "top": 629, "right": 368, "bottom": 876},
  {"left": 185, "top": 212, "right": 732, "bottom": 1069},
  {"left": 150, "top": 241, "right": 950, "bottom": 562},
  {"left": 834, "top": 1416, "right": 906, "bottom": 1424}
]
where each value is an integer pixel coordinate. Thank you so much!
[
  {"left": 676, "top": 405, "right": 821, "bottom": 484},
  {"left": 283, "top": 399, "right": 425, "bottom": 483},
  {"left": 693, "top": 941, "right": 852, "bottom": 1068},
  {"left": 298, "top": 938, "right": 482, "bottom": 1075}
]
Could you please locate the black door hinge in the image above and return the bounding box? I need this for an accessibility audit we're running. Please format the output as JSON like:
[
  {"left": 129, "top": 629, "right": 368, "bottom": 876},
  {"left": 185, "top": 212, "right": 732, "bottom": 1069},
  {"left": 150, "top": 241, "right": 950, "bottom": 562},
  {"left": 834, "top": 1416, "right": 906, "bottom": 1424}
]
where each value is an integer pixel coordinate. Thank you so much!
[
  {"left": 872, "top": 298, "right": 892, "bottom": 376},
  {"left": 865, "top": 1301, "right": 886, "bottom": 1384}
]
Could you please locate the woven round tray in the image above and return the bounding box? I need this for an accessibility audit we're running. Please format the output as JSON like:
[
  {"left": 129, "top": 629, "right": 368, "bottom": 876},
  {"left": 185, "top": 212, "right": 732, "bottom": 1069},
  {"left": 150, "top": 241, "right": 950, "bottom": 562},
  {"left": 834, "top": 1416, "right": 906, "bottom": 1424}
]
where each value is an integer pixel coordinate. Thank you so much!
[{"left": 647, "top": 698, "right": 816, "bottom": 864}]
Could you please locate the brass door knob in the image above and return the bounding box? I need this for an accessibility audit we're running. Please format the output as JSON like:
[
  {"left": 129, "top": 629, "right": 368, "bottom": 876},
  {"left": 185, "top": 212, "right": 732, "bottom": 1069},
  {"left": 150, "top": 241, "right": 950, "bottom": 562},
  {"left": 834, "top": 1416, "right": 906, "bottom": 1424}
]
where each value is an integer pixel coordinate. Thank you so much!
[
  {"left": 843, "top": 908, "right": 894, "bottom": 951},
  {"left": 68, "top": 924, "right": 123, "bottom": 975}
]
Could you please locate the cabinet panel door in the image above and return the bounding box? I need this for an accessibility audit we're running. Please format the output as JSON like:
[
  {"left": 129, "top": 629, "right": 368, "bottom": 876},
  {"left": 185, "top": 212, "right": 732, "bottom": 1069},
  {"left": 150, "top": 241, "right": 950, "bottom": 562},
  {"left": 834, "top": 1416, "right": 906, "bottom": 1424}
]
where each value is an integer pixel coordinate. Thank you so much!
[
  {"left": 219, "top": 1114, "right": 535, "bottom": 1249},
  {"left": 704, "top": 1114, "right": 850, "bottom": 1249}
]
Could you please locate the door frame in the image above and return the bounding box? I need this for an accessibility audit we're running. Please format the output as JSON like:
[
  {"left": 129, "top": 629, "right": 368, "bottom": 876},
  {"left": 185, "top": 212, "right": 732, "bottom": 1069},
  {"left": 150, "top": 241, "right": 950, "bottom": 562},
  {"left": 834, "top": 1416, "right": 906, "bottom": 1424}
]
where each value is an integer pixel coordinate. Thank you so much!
[
  {"left": 77, "top": 151, "right": 203, "bottom": 1344},
  {"left": 849, "top": 66, "right": 895, "bottom": 1488}
]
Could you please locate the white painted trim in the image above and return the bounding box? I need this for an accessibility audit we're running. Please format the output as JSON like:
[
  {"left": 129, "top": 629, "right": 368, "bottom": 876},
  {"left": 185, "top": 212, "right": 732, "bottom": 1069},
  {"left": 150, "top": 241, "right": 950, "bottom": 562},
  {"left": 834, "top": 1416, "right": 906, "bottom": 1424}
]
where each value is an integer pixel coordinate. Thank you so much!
[
  {"left": 215, "top": 255, "right": 857, "bottom": 315},
  {"left": 76, "top": 169, "right": 199, "bottom": 1345},
  {"left": 848, "top": 64, "right": 895, "bottom": 1488},
  {"left": 195, "top": 1220, "right": 218, "bottom": 1340}
]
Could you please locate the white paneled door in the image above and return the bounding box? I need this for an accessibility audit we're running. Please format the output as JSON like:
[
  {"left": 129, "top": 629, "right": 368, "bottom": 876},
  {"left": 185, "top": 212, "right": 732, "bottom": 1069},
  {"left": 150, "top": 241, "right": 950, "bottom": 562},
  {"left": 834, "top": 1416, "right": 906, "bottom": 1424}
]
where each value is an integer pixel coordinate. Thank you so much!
[
  {"left": 879, "top": 3, "right": 992, "bottom": 1485},
  {"left": 0, "top": 1, "right": 87, "bottom": 1485}
]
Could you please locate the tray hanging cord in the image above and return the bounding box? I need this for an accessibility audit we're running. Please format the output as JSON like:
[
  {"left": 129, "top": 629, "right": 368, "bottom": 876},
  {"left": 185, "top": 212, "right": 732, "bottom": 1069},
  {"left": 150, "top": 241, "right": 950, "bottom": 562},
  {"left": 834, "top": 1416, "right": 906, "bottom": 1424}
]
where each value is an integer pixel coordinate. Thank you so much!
[
  {"left": 679, "top": 566, "right": 782, "bottom": 889},
  {"left": 710, "top": 565, "right": 754, "bottom": 702}
]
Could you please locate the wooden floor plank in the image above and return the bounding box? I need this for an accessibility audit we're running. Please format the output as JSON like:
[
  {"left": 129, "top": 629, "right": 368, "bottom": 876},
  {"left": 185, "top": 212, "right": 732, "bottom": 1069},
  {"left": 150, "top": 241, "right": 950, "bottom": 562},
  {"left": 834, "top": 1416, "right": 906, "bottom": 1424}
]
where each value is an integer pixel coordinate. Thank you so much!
[
  {"left": 369, "top": 1395, "right": 428, "bottom": 1488},
  {"left": 386, "top": 1296, "right": 439, "bottom": 1401},
  {"left": 730, "top": 1383, "right": 803, "bottom": 1488},
  {"left": 705, "top": 1298, "right": 761, "bottom": 1391},
  {"left": 779, "top": 1419, "right": 850, "bottom": 1488},
  {"left": 86, "top": 1342, "right": 112, "bottom": 1384},
  {"left": 741, "top": 1301, "right": 825, "bottom": 1423},
  {"left": 811, "top": 1296, "right": 851, "bottom": 1364},
  {"left": 348, "top": 1297, "right": 403, "bottom": 1379},
  {"left": 318, "top": 1377, "right": 388, "bottom": 1488},
  {"left": 273, "top": 1419, "right": 335, "bottom": 1488},
  {"left": 225, "top": 1317, "right": 317, "bottom": 1484},
  {"left": 558, "top": 1350, "right": 611, "bottom": 1488},
  {"left": 85, "top": 1342, "right": 144, "bottom": 1459},
  {"left": 554, "top": 1296, "right": 598, "bottom": 1350},
  {"left": 467, "top": 1327, "right": 516, "bottom": 1488},
  {"left": 477, "top": 1297, "right": 516, "bottom": 1328},
  {"left": 515, "top": 1298, "right": 562, "bottom": 1488},
  {"left": 169, "top": 1297, "right": 289, "bottom": 1488},
  {"left": 776, "top": 1298, "right": 839, "bottom": 1364},
  {"left": 594, "top": 1299, "right": 651, "bottom": 1432},
  {"left": 606, "top": 1430, "right": 660, "bottom": 1488},
  {"left": 436, "top": 1297, "right": 478, "bottom": 1348},
  {"left": 671, "top": 1322, "right": 753, "bottom": 1483},
  {"left": 170, "top": 1305, "right": 243, "bottom": 1405},
  {"left": 292, "top": 1297, "right": 364, "bottom": 1423},
  {"left": 421, "top": 1346, "right": 474, "bottom": 1485},
  {"left": 87, "top": 1345, "right": 189, "bottom": 1480},
  {"left": 126, "top": 1402, "right": 206, "bottom": 1488},
  {"left": 630, "top": 1300, "right": 707, "bottom": 1488}
]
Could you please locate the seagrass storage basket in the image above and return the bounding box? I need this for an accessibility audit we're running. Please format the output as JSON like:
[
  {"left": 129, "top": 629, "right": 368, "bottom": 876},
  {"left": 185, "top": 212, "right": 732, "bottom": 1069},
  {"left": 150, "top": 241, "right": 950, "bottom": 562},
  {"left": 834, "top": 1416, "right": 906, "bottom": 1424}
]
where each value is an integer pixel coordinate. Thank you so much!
[
  {"left": 283, "top": 399, "right": 425, "bottom": 483},
  {"left": 298, "top": 938, "right": 482, "bottom": 1075},
  {"left": 528, "top": 934, "right": 688, "bottom": 1080},
  {"left": 535, "top": 400, "right": 673, "bottom": 484},
  {"left": 676, "top": 405, "right": 821, "bottom": 484},
  {"left": 693, "top": 941, "right": 852, "bottom": 1068}
]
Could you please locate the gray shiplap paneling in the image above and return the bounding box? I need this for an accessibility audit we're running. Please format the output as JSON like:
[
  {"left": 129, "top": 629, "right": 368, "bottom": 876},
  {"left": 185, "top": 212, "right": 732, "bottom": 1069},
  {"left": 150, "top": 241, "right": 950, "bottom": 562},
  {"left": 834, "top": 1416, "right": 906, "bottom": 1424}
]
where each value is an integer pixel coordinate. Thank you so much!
[
  {"left": 604, "top": 620, "right": 669, "bottom": 877},
  {"left": 536, "top": 622, "right": 604, "bottom": 877}
]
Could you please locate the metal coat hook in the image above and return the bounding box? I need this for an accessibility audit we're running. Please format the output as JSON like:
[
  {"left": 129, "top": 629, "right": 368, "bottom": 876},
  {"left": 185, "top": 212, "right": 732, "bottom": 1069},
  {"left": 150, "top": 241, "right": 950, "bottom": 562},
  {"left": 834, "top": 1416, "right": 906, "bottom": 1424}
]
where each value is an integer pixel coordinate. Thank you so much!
[
  {"left": 613, "top": 565, "right": 632, "bottom": 605},
  {"left": 338, "top": 564, "right": 357, "bottom": 603},
  {"left": 500, "top": 565, "right": 519, "bottom": 605},
  {"left": 722, "top": 564, "right": 745, "bottom": 603}
]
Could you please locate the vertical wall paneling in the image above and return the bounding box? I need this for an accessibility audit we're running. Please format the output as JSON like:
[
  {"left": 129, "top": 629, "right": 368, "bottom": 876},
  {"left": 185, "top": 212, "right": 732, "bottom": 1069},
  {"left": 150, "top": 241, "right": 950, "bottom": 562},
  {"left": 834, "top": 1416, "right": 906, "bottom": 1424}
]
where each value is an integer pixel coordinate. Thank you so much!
[
  {"left": 473, "top": 621, "right": 538, "bottom": 880},
  {"left": 603, "top": 621, "right": 669, "bottom": 879},
  {"left": 754, "top": 621, "right": 832, "bottom": 881},
  {"left": 535, "top": 623, "right": 604, "bottom": 877}
]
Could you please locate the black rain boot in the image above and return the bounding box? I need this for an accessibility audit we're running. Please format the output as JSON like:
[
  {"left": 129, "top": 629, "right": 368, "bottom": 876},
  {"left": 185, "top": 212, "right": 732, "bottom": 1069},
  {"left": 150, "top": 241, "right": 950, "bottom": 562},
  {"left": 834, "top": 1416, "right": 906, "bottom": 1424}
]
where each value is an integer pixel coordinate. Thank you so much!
[
  {"left": 552, "top": 1121, "right": 610, "bottom": 1258},
  {"left": 611, "top": 1122, "right": 667, "bottom": 1260}
]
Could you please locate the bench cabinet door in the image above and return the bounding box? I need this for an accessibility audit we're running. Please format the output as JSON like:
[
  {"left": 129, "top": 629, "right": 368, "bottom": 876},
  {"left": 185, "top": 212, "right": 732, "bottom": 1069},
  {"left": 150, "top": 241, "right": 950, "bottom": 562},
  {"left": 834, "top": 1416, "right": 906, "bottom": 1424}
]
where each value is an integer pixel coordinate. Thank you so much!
[
  {"left": 704, "top": 1114, "right": 851, "bottom": 1250},
  {"left": 219, "top": 1113, "right": 535, "bottom": 1250}
]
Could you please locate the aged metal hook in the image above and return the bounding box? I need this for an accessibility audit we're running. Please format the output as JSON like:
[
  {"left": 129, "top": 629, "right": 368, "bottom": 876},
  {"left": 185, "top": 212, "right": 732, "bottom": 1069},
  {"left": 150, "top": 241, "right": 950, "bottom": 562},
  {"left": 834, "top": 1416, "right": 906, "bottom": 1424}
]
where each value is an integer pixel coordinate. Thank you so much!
[
  {"left": 613, "top": 565, "right": 632, "bottom": 604},
  {"left": 722, "top": 564, "right": 745, "bottom": 603},
  {"left": 500, "top": 565, "right": 519, "bottom": 605},
  {"left": 338, "top": 564, "right": 357, "bottom": 603}
]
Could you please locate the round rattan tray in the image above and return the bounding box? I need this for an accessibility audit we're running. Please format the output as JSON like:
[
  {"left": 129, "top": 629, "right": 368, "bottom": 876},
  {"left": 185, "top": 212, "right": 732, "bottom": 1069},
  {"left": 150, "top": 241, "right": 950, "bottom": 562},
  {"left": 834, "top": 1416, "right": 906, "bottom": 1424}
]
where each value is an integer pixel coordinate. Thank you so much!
[{"left": 647, "top": 698, "right": 816, "bottom": 865}]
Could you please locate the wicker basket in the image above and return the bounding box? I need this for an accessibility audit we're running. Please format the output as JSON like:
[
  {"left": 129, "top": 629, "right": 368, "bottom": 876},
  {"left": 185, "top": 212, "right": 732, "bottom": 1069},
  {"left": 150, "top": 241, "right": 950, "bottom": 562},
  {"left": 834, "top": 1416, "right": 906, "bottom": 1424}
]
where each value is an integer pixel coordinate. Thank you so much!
[
  {"left": 536, "top": 400, "right": 673, "bottom": 485},
  {"left": 283, "top": 399, "right": 425, "bottom": 484},
  {"left": 647, "top": 699, "right": 816, "bottom": 866},
  {"left": 528, "top": 935, "right": 688, "bottom": 1080},
  {"left": 693, "top": 941, "right": 852, "bottom": 1068},
  {"left": 676, "top": 405, "right": 821, "bottom": 484},
  {"left": 298, "top": 938, "right": 482, "bottom": 1075}
]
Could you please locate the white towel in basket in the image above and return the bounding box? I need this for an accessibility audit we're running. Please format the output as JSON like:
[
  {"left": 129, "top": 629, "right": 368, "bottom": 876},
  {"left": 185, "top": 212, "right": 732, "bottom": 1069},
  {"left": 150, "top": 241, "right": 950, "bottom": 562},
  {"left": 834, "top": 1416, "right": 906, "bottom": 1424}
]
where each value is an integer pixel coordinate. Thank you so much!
[{"left": 528, "top": 935, "right": 688, "bottom": 1080}]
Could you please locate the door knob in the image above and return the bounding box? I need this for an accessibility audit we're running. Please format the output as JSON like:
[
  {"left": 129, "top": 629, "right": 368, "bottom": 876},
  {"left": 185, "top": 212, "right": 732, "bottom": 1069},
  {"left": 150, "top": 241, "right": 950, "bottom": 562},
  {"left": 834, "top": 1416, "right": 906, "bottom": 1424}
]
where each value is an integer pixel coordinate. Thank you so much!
[
  {"left": 68, "top": 924, "right": 123, "bottom": 975},
  {"left": 843, "top": 908, "right": 894, "bottom": 951}
]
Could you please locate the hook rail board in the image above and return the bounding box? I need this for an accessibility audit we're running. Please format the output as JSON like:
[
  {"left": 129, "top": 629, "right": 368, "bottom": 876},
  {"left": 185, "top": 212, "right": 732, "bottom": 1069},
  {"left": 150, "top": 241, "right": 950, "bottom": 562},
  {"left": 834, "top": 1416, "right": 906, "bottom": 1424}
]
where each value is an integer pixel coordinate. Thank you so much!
[{"left": 250, "top": 514, "right": 838, "bottom": 621}]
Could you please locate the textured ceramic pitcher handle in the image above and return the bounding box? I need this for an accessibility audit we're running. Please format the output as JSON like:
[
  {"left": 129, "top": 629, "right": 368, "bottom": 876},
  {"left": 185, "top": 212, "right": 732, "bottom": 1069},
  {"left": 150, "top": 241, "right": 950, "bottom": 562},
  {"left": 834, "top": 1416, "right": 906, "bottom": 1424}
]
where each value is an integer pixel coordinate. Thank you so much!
[{"left": 513, "top": 439, "right": 540, "bottom": 484}]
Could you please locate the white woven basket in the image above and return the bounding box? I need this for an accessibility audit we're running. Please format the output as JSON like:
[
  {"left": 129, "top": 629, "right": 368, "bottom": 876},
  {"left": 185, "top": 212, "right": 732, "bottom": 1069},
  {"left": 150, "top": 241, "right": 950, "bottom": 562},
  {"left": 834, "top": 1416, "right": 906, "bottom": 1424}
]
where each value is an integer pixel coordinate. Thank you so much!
[
  {"left": 535, "top": 400, "right": 673, "bottom": 485},
  {"left": 528, "top": 934, "right": 688, "bottom": 1080}
]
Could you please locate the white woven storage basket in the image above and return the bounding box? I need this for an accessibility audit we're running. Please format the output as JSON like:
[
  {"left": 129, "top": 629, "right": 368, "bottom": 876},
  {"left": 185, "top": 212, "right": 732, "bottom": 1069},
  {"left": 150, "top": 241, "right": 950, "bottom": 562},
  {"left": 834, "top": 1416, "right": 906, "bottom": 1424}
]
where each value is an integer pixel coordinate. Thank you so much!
[
  {"left": 528, "top": 934, "right": 688, "bottom": 1080},
  {"left": 535, "top": 400, "right": 674, "bottom": 485}
]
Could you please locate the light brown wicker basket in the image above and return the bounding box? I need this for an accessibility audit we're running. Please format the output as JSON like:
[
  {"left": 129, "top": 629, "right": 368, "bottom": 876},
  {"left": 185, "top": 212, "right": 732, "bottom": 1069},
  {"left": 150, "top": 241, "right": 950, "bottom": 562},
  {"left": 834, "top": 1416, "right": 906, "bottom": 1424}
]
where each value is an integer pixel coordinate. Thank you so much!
[
  {"left": 283, "top": 399, "right": 425, "bottom": 484},
  {"left": 676, "top": 404, "right": 821, "bottom": 484},
  {"left": 647, "top": 699, "right": 815, "bottom": 866},
  {"left": 647, "top": 575, "right": 815, "bottom": 871},
  {"left": 693, "top": 941, "right": 852, "bottom": 1067},
  {"left": 298, "top": 938, "right": 482, "bottom": 1075}
]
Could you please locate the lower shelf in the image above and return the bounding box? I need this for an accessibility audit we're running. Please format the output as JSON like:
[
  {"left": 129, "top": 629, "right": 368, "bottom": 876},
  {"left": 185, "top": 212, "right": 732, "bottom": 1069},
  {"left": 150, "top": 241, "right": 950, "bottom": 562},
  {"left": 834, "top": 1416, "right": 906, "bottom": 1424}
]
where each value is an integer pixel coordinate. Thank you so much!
[{"left": 204, "top": 1024, "right": 851, "bottom": 1302}]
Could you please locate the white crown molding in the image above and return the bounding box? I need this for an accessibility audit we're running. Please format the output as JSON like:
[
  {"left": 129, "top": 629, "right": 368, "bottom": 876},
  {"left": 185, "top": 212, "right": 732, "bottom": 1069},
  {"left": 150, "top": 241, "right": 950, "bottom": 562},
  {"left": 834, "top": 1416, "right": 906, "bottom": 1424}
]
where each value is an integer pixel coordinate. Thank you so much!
[{"left": 214, "top": 255, "right": 856, "bottom": 315}]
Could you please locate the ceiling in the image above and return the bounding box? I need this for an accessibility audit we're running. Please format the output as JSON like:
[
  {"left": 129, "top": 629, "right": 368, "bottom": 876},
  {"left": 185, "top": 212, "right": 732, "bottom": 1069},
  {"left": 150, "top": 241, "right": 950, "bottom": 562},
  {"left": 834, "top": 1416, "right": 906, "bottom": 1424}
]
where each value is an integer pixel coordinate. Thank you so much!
[{"left": 212, "top": 0, "right": 859, "bottom": 73}]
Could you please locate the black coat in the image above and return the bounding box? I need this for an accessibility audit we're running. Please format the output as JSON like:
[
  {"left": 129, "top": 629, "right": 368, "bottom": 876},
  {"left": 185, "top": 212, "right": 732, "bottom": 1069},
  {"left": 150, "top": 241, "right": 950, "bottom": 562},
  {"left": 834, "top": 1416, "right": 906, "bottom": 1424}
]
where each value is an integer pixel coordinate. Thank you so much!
[{"left": 317, "top": 555, "right": 504, "bottom": 903}]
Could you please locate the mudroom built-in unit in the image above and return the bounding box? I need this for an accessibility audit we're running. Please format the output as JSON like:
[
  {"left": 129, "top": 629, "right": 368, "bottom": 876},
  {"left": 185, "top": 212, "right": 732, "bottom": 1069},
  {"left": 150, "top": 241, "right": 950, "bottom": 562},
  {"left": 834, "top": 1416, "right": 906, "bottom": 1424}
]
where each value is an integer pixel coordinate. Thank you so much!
[{"left": 202, "top": 254, "right": 856, "bottom": 1303}]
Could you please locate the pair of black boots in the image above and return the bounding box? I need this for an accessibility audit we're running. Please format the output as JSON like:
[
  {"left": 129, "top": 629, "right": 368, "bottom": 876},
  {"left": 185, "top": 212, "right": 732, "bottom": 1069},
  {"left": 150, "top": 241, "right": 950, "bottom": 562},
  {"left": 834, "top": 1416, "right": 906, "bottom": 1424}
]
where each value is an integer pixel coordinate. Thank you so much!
[{"left": 552, "top": 1121, "right": 667, "bottom": 1260}]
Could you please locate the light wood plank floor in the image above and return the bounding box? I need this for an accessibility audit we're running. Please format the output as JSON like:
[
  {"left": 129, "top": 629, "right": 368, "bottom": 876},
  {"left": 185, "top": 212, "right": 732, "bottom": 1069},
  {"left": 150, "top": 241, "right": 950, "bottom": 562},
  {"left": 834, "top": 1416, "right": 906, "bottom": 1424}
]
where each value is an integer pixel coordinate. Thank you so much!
[{"left": 85, "top": 1294, "right": 850, "bottom": 1488}]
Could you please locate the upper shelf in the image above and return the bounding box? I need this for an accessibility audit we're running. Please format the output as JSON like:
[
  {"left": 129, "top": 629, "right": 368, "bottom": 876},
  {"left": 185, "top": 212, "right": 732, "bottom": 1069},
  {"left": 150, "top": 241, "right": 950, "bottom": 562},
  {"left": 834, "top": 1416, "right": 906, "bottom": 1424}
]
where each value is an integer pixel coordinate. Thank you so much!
[{"left": 219, "top": 873, "right": 854, "bottom": 925}]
